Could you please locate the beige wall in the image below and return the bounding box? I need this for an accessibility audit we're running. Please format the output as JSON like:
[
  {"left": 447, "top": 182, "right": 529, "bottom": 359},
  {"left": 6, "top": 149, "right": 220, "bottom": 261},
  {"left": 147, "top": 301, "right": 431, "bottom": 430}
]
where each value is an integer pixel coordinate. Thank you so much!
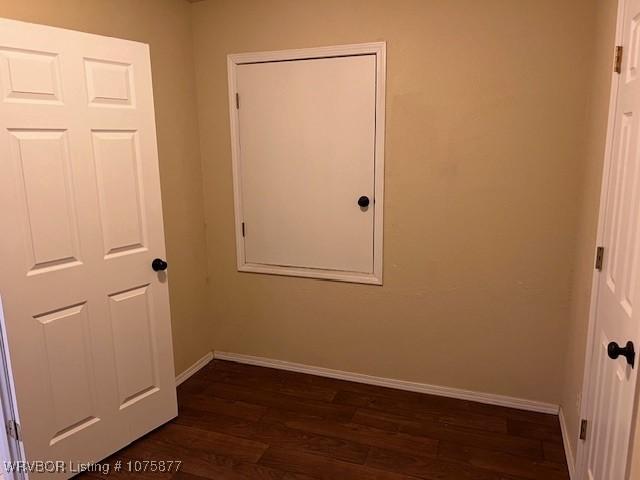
[
  {"left": 0, "top": 0, "right": 211, "bottom": 375},
  {"left": 558, "top": 0, "right": 618, "bottom": 465},
  {"left": 192, "top": 0, "right": 597, "bottom": 404}
]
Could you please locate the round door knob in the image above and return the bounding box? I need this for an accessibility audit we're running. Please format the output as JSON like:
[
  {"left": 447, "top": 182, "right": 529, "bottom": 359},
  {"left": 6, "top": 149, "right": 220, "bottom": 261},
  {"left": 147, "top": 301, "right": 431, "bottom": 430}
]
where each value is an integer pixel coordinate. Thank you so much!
[
  {"left": 358, "top": 196, "right": 370, "bottom": 208},
  {"left": 607, "top": 341, "right": 635, "bottom": 368},
  {"left": 152, "top": 258, "right": 168, "bottom": 272}
]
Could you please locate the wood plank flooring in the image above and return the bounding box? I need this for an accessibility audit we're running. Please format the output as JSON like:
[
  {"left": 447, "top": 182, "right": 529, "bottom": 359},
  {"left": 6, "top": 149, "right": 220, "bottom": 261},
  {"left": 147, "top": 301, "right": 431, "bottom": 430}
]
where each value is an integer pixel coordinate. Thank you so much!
[{"left": 79, "top": 360, "right": 570, "bottom": 479}]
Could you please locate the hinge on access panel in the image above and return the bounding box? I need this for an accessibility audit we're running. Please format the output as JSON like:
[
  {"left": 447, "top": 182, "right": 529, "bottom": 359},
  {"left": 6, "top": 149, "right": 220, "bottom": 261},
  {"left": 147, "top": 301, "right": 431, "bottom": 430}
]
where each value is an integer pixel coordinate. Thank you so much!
[
  {"left": 236, "top": 93, "right": 240, "bottom": 109},
  {"left": 6, "top": 419, "right": 21, "bottom": 441},
  {"left": 579, "top": 418, "right": 588, "bottom": 441},
  {"left": 615, "top": 46, "right": 623, "bottom": 74},
  {"left": 242, "top": 222, "right": 245, "bottom": 237},
  {"left": 595, "top": 246, "right": 604, "bottom": 271}
]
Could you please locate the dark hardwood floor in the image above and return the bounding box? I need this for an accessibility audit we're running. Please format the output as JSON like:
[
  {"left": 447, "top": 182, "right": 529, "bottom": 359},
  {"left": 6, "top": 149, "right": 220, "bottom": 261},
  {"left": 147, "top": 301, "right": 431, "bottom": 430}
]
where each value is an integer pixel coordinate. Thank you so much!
[{"left": 80, "top": 359, "right": 570, "bottom": 479}]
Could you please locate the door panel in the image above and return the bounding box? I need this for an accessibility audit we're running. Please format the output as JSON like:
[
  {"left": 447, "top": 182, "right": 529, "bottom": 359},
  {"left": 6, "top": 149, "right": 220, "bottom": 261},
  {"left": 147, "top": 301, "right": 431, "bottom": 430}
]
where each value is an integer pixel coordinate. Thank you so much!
[
  {"left": 84, "top": 59, "right": 134, "bottom": 108},
  {"left": 35, "top": 303, "right": 99, "bottom": 446},
  {"left": 108, "top": 285, "right": 158, "bottom": 409},
  {"left": 0, "top": 47, "right": 63, "bottom": 104},
  {"left": 0, "top": 18, "right": 176, "bottom": 477},
  {"left": 8, "top": 129, "right": 82, "bottom": 273},
  {"left": 92, "top": 130, "right": 147, "bottom": 257},
  {"left": 237, "top": 55, "right": 376, "bottom": 274}
]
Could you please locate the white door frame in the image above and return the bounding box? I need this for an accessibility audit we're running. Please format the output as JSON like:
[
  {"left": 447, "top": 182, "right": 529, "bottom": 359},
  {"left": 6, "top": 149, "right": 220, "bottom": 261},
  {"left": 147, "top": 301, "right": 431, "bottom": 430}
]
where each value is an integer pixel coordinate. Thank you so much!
[
  {"left": 575, "top": 0, "right": 635, "bottom": 477},
  {"left": 226, "top": 42, "right": 386, "bottom": 285},
  {"left": 0, "top": 297, "right": 24, "bottom": 480}
]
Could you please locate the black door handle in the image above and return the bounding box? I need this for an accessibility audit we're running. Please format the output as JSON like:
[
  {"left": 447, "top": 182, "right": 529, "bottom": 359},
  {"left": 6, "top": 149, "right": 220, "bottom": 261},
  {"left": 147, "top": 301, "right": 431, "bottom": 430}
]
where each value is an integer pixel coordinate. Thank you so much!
[
  {"left": 358, "top": 196, "right": 370, "bottom": 208},
  {"left": 152, "top": 258, "right": 168, "bottom": 272},
  {"left": 608, "top": 341, "right": 635, "bottom": 368}
]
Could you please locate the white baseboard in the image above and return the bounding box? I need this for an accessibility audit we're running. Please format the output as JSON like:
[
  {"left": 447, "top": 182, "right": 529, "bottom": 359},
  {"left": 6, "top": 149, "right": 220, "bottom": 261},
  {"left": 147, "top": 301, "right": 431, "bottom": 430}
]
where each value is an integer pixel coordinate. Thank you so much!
[
  {"left": 559, "top": 407, "right": 576, "bottom": 479},
  {"left": 175, "top": 351, "right": 213, "bottom": 386},
  {"left": 213, "top": 351, "right": 559, "bottom": 415}
]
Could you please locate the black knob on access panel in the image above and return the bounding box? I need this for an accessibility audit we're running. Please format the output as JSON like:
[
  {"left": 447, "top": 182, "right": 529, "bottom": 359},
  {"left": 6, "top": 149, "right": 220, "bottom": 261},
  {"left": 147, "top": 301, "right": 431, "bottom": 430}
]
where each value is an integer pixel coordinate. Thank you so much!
[
  {"left": 607, "top": 341, "right": 635, "bottom": 368},
  {"left": 152, "top": 258, "right": 168, "bottom": 272},
  {"left": 358, "top": 196, "right": 370, "bottom": 208}
]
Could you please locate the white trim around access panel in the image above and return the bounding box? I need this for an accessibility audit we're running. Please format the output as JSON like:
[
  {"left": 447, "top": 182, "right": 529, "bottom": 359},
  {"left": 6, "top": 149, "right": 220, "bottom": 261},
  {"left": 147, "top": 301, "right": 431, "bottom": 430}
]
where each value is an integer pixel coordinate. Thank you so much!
[
  {"left": 226, "top": 42, "right": 386, "bottom": 286},
  {"left": 213, "top": 351, "right": 559, "bottom": 415}
]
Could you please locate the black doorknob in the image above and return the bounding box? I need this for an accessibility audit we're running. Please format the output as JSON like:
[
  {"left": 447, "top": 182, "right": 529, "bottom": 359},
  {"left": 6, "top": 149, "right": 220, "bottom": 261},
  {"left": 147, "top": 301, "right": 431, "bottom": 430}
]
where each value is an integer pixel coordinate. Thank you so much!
[
  {"left": 607, "top": 341, "right": 635, "bottom": 368},
  {"left": 152, "top": 258, "right": 168, "bottom": 272},
  {"left": 358, "top": 196, "right": 370, "bottom": 208}
]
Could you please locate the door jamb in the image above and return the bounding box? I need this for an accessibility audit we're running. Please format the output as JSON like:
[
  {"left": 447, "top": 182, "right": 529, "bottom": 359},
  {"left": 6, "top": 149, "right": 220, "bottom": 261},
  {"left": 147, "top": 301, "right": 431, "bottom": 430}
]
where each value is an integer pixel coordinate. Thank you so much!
[
  {"left": 575, "top": 0, "right": 631, "bottom": 477},
  {"left": 0, "top": 297, "right": 25, "bottom": 480}
]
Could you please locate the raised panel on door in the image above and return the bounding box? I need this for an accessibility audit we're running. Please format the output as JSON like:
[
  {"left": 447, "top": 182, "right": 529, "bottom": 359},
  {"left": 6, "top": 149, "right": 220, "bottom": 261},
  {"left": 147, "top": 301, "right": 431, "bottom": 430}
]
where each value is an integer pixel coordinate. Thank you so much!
[
  {"left": 108, "top": 285, "right": 159, "bottom": 410},
  {"left": 0, "top": 46, "right": 63, "bottom": 104},
  {"left": 604, "top": 110, "right": 640, "bottom": 311},
  {"left": 34, "top": 303, "right": 100, "bottom": 446},
  {"left": 237, "top": 54, "right": 376, "bottom": 274},
  {"left": 8, "top": 129, "right": 82, "bottom": 274},
  {"left": 84, "top": 58, "right": 135, "bottom": 108},
  {"left": 91, "top": 130, "right": 147, "bottom": 258}
]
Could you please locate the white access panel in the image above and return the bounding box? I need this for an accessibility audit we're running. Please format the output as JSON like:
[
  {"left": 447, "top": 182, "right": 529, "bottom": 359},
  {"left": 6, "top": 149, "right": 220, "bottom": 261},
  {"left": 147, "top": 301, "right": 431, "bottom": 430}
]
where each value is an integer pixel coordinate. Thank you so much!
[{"left": 228, "top": 43, "right": 386, "bottom": 285}]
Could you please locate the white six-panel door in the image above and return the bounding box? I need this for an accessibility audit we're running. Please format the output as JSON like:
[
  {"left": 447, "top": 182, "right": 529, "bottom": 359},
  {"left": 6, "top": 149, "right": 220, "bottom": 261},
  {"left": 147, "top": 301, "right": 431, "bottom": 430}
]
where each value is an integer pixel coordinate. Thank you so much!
[
  {"left": 0, "top": 18, "right": 176, "bottom": 477},
  {"left": 583, "top": 0, "right": 640, "bottom": 477}
]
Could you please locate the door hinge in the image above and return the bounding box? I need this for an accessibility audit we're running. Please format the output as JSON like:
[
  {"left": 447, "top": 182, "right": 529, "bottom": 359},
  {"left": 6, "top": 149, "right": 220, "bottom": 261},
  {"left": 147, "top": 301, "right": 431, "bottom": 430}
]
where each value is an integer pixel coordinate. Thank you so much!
[
  {"left": 595, "top": 246, "right": 604, "bottom": 271},
  {"left": 615, "top": 46, "right": 623, "bottom": 74},
  {"left": 6, "top": 419, "right": 21, "bottom": 441},
  {"left": 579, "top": 418, "right": 588, "bottom": 441},
  {"left": 235, "top": 92, "right": 240, "bottom": 109},
  {"left": 241, "top": 222, "right": 245, "bottom": 237}
]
